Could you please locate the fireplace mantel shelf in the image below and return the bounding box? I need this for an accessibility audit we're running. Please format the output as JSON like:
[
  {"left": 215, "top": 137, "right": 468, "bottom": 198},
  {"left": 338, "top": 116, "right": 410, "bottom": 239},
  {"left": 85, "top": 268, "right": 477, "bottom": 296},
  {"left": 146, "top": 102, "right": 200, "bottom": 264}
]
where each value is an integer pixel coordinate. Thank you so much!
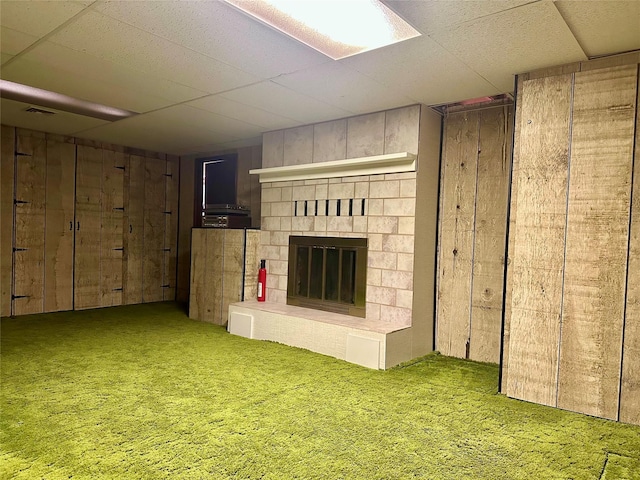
[{"left": 249, "top": 152, "right": 417, "bottom": 183}]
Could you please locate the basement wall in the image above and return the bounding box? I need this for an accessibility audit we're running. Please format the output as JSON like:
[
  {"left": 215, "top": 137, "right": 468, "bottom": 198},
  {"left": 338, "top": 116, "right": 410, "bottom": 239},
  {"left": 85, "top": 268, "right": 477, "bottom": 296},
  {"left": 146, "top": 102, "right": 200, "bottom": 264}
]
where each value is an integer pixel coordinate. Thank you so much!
[{"left": 502, "top": 51, "right": 640, "bottom": 426}]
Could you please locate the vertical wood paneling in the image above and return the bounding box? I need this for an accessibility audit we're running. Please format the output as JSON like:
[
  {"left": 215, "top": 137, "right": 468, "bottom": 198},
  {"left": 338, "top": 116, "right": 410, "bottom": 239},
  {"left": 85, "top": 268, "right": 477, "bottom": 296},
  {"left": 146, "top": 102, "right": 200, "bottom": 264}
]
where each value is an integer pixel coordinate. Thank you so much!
[
  {"left": 469, "top": 106, "right": 512, "bottom": 363},
  {"left": 620, "top": 88, "right": 640, "bottom": 425},
  {"left": 221, "top": 229, "right": 244, "bottom": 324},
  {"left": 0, "top": 126, "right": 15, "bottom": 317},
  {"left": 143, "top": 157, "right": 166, "bottom": 302},
  {"left": 207, "top": 229, "right": 224, "bottom": 324},
  {"left": 177, "top": 158, "right": 194, "bottom": 303},
  {"left": 101, "top": 150, "right": 125, "bottom": 307},
  {"left": 163, "top": 155, "right": 179, "bottom": 301},
  {"left": 124, "top": 154, "right": 145, "bottom": 304},
  {"left": 189, "top": 229, "right": 206, "bottom": 321},
  {"left": 44, "top": 139, "right": 75, "bottom": 312},
  {"left": 558, "top": 65, "right": 638, "bottom": 419},
  {"left": 13, "top": 131, "right": 47, "bottom": 315},
  {"left": 506, "top": 74, "right": 573, "bottom": 407},
  {"left": 74, "top": 145, "right": 103, "bottom": 310},
  {"left": 436, "top": 111, "right": 479, "bottom": 359}
]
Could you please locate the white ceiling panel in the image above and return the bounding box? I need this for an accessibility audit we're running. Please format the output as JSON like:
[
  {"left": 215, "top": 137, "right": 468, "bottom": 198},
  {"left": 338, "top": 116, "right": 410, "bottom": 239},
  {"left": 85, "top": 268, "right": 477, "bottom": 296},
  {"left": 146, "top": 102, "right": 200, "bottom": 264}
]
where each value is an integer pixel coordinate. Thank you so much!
[
  {"left": 185, "top": 137, "right": 265, "bottom": 159},
  {"left": 554, "top": 1, "right": 640, "bottom": 58},
  {"left": 186, "top": 95, "right": 301, "bottom": 131},
  {"left": 73, "top": 111, "right": 240, "bottom": 155},
  {"left": 272, "top": 62, "right": 417, "bottom": 114},
  {"left": 430, "top": 1, "right": 587, "bottom": 92},
  {"left": 1, "top": 98, "right": 108, "bottom": 134},
  {"left": 386, "top": 0, "right": 537, "bottom": 34},
  {"left": 47, "top": 10, "right": 260, "bottom": 94},
  {"left": 0, "top": 26, "right": 39, "bottom": 55},
  {"left": 160, "top": 104, "right": 265, "bottom": 139},
  {"left": 0, "top": 0, "right": 90, "bottom": 38},
  {"left": 93, "top": 0, "right": 330, "bottom": 79},
  {"left": 342, "top": 36, "right": 502, "bottom": 105},
  {"left": 220, "top": 81, "right": 352, "bottom": 125},
  {"left": 2, "top": 41, "right": 208, "bottom": 112}
]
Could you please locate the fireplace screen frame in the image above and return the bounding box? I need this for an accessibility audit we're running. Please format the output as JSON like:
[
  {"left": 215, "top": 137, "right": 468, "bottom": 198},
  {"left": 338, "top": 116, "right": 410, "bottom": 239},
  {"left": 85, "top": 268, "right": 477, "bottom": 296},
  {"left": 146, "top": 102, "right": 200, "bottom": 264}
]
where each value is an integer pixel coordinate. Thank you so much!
[{"left": 287, "top": 235, "right": 367, "bottom": 318}]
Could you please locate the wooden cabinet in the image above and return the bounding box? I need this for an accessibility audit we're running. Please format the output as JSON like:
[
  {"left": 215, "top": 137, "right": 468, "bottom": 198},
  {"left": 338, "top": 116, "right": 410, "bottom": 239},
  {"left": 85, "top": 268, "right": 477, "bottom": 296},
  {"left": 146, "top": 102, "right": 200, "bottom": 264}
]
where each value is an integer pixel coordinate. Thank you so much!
[
  {"left": 0, "top": 126, "right": 179, "bottom": 316},
  {"left": 189, "top": 228, "right": 259, "bottom": 325}
]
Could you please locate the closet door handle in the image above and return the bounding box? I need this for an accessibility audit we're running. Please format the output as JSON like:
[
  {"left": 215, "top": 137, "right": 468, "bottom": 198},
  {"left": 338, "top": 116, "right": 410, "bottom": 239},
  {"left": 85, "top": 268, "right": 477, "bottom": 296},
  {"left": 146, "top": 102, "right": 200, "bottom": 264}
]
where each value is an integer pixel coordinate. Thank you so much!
[
  {"left": 77, "top": 221, "right": 80, "bottom": 231},
  {"left": 129, "top": 224, "right": 133, "bottom": 234},
  {"left": 69, "top": 221, "right": 73, "bottom": 231}
]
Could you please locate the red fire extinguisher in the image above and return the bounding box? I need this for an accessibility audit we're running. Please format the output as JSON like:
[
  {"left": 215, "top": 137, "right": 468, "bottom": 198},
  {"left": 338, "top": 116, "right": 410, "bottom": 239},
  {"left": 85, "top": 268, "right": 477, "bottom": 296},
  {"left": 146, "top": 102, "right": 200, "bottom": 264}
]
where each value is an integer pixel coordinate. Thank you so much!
[{"left": 257, "top": 259, "right": 266, "bottom": 302}]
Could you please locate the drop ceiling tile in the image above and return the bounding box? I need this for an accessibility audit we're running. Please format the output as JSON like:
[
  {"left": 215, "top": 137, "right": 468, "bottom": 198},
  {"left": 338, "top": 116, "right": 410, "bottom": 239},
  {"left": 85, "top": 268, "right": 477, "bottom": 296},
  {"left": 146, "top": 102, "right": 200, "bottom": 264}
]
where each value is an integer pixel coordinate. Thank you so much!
[
  {"left": 342, "top": 36, "right": 502, "bottom": 105},
  {"left": 185, "top": 137, "right": 264, "bottom": 158},
  {"left": 0, "top": 26, "right": 39, "bottom": 55},
  {"left": 220, "top": 81, "right": 352, "bottom": 125},
  {"left": 93, "top": 0, "right": 329, "bottom": 79},
  {"left": 2, "top": 41, "right": 208, "bottom": 112},
  {"left": 554, "top": 1, "right": 640, "bottom": 57},
  {"left": 272, "top": 62, "right": 417, "bottom": 114},
  {"left": 0, "top": 98, "right": 108, "bottom": 135},
  {"left": 430, "top": 1, "right": 587, "bottom": 92},
  {"left": 73, "top": 112, "right": 240, "bottom": 156},
  {"left": 186, "top": 95, "right": 301, "bottom": 131},
  {"left": 0, "top": 1, "right": 90, "bottom": 38},
  {"left": 386, "top": 0, "right": 535, "bottom": 34},
  {"left": 47, "top": 10, "right": 260, "bottom": 94}
]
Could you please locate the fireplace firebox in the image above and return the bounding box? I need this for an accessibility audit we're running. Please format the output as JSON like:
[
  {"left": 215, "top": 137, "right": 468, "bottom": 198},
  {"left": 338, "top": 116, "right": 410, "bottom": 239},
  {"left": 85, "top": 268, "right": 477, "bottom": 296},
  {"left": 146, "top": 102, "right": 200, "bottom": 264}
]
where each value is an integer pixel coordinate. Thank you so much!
[{"left": 287, "top": 236, "right": 367, "bottom": 318}]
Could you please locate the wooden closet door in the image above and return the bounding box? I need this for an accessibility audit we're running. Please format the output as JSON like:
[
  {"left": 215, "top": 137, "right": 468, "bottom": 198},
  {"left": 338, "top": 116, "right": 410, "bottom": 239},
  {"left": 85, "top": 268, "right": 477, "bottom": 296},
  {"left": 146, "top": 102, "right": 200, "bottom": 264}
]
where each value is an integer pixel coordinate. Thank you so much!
[
  {"left": 13, "top": 130, "right": 47, "bottom": 315},
  {"left": 163, "top": 156, "right": 179, "bottom": 301},
  {"left": 101, "top": 150, "right": 125, "bottom": 307},
  {"left": 74, "top": 145, "right": 103, "bottom": 310},
  {"left": 1, "top": 126, "right": 15, "bottom": 317},
  {"left": 44, "top": 138, "right": 75, "bottom": 312},
  {"left": 123, "top": 154, "right": 145, "bottom": 304},
  {"left": 143, "top": 157, "right": 166, "bottom": 302}
]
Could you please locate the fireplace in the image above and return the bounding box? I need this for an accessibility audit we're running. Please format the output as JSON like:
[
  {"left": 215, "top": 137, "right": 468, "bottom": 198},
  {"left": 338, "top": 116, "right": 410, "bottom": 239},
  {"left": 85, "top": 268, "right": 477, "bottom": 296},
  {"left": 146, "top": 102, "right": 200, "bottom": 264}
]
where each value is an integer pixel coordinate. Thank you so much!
[{"left": 287, "top": 236, "right": 367, "bottom": 318}]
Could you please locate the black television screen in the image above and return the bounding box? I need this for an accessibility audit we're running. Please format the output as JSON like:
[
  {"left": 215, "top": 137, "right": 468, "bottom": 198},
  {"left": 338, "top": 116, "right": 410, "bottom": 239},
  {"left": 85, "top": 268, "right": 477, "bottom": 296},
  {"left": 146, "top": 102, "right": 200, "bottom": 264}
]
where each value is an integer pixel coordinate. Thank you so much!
[{"left": 203, "top": 154, "right": 237, "bottom": 206}]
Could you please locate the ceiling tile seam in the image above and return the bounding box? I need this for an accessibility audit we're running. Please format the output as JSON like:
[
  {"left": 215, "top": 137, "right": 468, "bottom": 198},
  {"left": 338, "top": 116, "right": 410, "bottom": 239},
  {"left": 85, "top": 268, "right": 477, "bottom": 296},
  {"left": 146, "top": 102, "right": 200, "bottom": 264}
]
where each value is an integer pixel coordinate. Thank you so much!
[
  {"left": 549, "top": 1, "right": 590, "bottom": 59},
  {"left": 419, "top": 0, "right": 545, "bottom": 36},
  {"left": 91, "top": 8, "right": 270, "bottom": 83},
  {"left": 424, "top": 33, "right": 512, "bottom": 96},
  {"left": 182, "top": 102, "right": 286, "bottom": 131},
  {"left": 1, "top": 1, "right": 98, "bottom": 69}
]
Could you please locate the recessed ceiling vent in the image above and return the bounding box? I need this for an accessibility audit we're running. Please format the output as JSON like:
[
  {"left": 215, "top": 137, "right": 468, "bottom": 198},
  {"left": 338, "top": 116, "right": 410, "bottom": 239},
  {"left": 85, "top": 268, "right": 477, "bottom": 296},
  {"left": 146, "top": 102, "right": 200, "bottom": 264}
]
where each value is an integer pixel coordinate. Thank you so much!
[{"left": 25, "top": 106, "right": 56, "bottom": 115}]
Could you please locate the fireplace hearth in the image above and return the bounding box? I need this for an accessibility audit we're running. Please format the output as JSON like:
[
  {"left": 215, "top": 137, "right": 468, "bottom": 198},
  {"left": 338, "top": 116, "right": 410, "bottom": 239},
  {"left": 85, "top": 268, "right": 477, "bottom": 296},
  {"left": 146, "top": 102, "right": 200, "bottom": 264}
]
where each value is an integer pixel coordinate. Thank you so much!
[{"left": 287, "top": 236, "right": 367, "bottom": 317}]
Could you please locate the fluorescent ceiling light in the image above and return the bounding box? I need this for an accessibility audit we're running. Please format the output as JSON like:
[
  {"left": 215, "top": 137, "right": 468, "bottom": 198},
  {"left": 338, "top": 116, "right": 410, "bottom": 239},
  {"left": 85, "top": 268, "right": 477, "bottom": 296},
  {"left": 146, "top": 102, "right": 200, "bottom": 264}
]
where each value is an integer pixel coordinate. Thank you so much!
[
  {"left": 224, "top": 0, "right": 420, "bottom": 60},
  {"left": 0, "top": 80, "right": 137, "bottom": 122}
]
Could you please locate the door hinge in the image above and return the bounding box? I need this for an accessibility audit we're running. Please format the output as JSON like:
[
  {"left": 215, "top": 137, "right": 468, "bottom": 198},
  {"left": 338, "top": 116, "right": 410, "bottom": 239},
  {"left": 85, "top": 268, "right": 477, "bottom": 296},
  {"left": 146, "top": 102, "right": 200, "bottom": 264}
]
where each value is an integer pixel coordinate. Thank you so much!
[
  {"left": 163, "top": 173, "right": 173, "bottom": 177},
  {"left": 14, "top": 199, "right": 29, "bottom": 205},
  {"left": 163, "top": 211, "right": 172, "bottom": 214},
  {"left": 15, "top": 152, "right": 32, "bottom": 157},
  {"left": 113, "top": 207, "right": 125, "bottom": 211},
  {"left": 112, "top": 287, "right": 123, "bottom": 292},
  {"left": 113, "top": 247, "right": 124, "bottom": 251},
  {"left": 12, "top": 295, "right": 29, "bottom": 299},
  {"left": 115, "top": 166, "right": 125, "bottom": 170},
  {"left": 163, "top": 248, "right": 171, "bottom": 252},
  {"left": 13, "top": 247, "right": 27, "bottom": 252},
  {"left": 161, "top": 284, "right": 170, "bottom": 288}
]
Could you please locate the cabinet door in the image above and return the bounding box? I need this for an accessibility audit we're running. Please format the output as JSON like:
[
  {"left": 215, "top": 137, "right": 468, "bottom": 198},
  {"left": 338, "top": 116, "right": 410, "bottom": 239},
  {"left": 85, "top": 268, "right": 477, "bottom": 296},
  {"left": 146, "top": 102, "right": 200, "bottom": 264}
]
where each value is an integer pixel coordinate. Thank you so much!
[
  {"left": 163, "top": 156, "right": 179, "bottom": 300},
  {"left": 74, "top": 145, "right": 103, "bottom": 310},
  {"left": 44, "top": 139, "right": 75, "bottom": 312},
  {"left": 143, "top": 157, "right": 165, "bottom": 302},
  {"left": 101, "top": 150, "right": 125, "bottom": 307},
  {"left": 1, "top": 126, "right": 15, "bottom": 317},
  {"left": 123, "top": 154, "right": 145, "bottom": 304},
  {"left": 13, "top": 131, "right": 46, "bottom": 315}
]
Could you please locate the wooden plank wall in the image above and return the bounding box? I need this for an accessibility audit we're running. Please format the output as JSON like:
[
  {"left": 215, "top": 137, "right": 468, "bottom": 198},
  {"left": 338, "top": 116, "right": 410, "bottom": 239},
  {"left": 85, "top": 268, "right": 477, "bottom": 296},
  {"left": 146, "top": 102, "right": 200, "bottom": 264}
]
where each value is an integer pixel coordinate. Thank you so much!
[
  {"left": 436, "top": 104, "right": 512, "bottom": 364},
  {"left": 1, "top": 124, "right": 180, "bottom": 316},
  {"left": 504, "top": 60, "right": 639, "bottom": 425},
  {"left": 1, "top": 126, "right": 15, "bottom": 317}
]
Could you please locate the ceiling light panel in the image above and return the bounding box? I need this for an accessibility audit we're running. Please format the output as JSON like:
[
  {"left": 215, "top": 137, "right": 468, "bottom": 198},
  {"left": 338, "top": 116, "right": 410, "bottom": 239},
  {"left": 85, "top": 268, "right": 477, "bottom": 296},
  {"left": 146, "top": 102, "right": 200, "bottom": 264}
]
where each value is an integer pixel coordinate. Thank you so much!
[{"left": 223, "top": 0, "right": 420, "bottom": 59}]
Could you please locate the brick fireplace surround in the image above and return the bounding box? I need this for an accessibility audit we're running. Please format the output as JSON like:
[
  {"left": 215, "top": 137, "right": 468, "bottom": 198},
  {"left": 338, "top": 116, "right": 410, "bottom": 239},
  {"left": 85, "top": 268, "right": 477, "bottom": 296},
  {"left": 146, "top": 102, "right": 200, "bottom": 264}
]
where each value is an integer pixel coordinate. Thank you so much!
[{"left": 228, "top": 105, "right": 441, "bottom": 369}]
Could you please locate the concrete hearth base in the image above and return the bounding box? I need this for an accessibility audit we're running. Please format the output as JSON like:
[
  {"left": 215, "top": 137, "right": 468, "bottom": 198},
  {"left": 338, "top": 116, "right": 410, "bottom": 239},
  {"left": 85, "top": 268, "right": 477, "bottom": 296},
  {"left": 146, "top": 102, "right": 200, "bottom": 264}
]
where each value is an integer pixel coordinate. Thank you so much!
[{"left": 228, "top": 300, "right": 413, "bottom": 369}]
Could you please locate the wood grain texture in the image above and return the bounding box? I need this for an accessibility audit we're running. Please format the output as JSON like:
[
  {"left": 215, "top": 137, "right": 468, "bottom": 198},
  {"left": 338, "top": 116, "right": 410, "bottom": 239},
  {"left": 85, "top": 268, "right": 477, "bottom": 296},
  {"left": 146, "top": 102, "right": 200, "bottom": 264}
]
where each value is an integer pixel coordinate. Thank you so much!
[
  {"left": 188, "top": 229, "right": 206, "bottom": 321},
  {"left": 1, "top": 126, "right": 15, "bottom": 317},
  {"left": 502, "top": 78, "right": 525, "bottom": 393},
  {"left": 188, "top": 229, "right": 224, "bottom": 323},
  {"left": 469, "top": 106, "right": 512, "bottom": 364},
  {"left": 176, "top": 158, "right": 195, "bottom": 303},
  {"left": 143, "top": 157, "right": 166, "bottom": 303},
  {"left": 124, "top": 155, "right": 145, "bottom": 304},
  {"left": 436, "top": 111, "right": 479, "bottom": 359},
  {"left": 13, "top": 131, "right": 47, "bottom": 315},
  {"left": 44, "top": 140, "right": 75, "bottom": 312},
  {"left": 558, "top": 65, "right": 638, "bottom": 420},
  {"left": 221, "top": 229, "right": 245, "bottom": 325},
  {"left": 100, "top": 150, "right": 125, "bottom": 307},
  {"left": 74, "top": 145, "right": 103, "bottom": 310},
  {"left": 163, "top": 156, "right": 179, "bottom": 301},
  {"left": 620, "top": 83, "right": 640, "bottom": 425},
  {"left": 506, "top": 74, "right": 573, "bottom": 407}
]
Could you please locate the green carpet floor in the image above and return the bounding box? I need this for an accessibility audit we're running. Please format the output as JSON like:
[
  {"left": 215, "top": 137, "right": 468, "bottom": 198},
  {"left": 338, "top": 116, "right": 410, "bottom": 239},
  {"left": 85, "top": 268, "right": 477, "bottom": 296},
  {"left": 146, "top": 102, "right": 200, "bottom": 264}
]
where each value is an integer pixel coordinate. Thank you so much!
[{"left": 1, "top": 302, "right": 639, "bottom": 479}]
